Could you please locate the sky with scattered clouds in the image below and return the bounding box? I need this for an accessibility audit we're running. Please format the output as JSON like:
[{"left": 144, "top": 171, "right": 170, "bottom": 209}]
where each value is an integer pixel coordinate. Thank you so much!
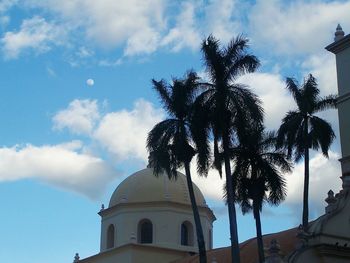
[{"left": 0, "top": 1, "right": 349, "bottom": 262}]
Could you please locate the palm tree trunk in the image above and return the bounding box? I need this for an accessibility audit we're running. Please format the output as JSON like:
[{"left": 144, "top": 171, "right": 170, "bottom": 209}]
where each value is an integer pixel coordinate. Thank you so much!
[
  {"left": 253, "top": 204, "right": 265, "bottom": 263},
  {"left": 223, "top": 134, "right": 240, "bottom": 263},
  {"left": 302, "top": 119, "right": 309, "bottom": 230},
  {"left": 184, "top": 162, "right": 207, "bottom": 263}
]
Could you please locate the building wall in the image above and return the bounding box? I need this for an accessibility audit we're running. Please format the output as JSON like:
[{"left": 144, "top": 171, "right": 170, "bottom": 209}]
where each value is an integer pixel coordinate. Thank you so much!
[
  {"left": 100, "top": 203, "right": 214, "bottom": 253},
  {"left": 336, "top": 46, "right": 350, "bottom": 161}
]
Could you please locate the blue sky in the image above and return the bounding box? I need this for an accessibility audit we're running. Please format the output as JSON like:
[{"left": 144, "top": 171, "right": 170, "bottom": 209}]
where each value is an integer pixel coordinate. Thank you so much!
[{"left": 0, "top": 0, "right": 349, "bottom": 262}]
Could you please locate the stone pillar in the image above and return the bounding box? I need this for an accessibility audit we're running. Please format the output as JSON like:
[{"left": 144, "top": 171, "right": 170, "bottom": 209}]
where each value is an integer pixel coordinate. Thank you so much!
[{"left": 326, "top": 25, "right": 350, "bottom": 177}]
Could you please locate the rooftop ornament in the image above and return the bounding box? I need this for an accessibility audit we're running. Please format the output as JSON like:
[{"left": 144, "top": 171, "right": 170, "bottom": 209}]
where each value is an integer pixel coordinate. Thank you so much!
[
  {"left": 73, "top": 253, "right": 80, "bottom": 263},
  {"left": 265, "top": 239, "right": 284, "bottom": 263},
  {"left": 334, "top": 24, "right": 345, "bottom": 41}
]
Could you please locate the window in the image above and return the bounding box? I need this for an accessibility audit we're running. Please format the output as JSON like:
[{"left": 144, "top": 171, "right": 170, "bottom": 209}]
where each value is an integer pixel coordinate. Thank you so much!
[
  {"left": 106, "top": 224, "right": 115, "bottom": 249},
  {"left": 181, "top": 221, "right": 194, "bottom": 246},
  {"left": 138, "top": 219, "right": 153, "bottom": 244}
]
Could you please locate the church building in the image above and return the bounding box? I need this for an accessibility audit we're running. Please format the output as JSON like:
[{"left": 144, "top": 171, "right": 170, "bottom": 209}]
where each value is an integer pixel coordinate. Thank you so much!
[{"left": 75, "top": 168, "right": 215, "bottom": 263}]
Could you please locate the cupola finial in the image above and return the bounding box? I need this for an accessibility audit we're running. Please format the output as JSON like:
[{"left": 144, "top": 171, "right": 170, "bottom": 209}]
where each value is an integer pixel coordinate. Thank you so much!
[{"left": 334, "top": 24, "right": 345, "bottom": 42}]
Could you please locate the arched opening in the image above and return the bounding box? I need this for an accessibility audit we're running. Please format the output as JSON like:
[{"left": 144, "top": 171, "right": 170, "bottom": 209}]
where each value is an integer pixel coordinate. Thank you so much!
[
  {"left": 181, "top": 221, "right": 194, "bottom": 246},
  {"left": 138, "top": 219, "right": 153, "bottom": 244},
  {"left": 106, "top": 224, "right": 115, "bottom": 249}
]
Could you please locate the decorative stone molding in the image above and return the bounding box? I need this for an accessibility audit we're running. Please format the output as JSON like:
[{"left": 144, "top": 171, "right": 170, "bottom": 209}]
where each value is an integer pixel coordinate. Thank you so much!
[{"left": 325, "top": 190, "right": 337, "bottom": 213}]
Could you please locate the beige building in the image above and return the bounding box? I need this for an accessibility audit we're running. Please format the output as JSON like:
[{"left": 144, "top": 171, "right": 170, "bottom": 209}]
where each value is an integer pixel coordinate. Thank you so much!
[{"left": 76, "top": 168, "right": 215, "bottom": 263}]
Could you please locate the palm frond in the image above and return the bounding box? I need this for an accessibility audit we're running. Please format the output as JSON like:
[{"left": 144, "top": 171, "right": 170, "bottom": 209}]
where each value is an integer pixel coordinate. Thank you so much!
[
  {"left": 152, "top": 79, "right": 172, "bottom": 114},
  {"left": 201, "top": 35, "right": 223, "bottom": 83},
  {"left": 226, "top": 54, "right": 260, "bottom": 81},
  {"left": 302, "top": 74, "right": 319, "bottom": 109},
  {"left": 314, "top": 94, "right": 337, "bottom": 113},
  {"left": 309, "top": 116, "right": 335, "bottom": 157},
  {"left": 224, "top": 34, "right": 249, "bottom": 63},
  {"left": 286, "top": 77, "right": 302, "bottom": 103}
]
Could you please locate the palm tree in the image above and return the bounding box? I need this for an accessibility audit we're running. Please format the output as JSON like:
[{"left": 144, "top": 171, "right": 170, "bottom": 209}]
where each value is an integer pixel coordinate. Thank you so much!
[
  {"left": 231, "top": 125, "right": 291, "bottom": 263},
  {"left": 147, "top": 71, "right": 208, "bottom": 263},
  {"left": 195, "top": 35, "right": 263, "bottom": 263},
  {"left": 277, "top": 74, "right": 336, "bottom": 230}
]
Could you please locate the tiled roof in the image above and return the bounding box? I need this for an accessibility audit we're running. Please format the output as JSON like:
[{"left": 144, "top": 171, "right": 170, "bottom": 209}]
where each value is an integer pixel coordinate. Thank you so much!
[{"left": 173, "top": 227, "right": 298, "bottom": 263}]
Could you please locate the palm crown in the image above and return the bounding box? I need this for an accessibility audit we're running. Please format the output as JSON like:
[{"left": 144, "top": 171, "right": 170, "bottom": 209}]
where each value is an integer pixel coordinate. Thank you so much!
[
  {"left": 147, "top": 71, "right": 199, "bottom": 176},
  {"left": 196, "top": 35, "right": 264, "bottom": 174},
  {"left": 234, "top": 127, "right": 290, "bottom": 212},
  {"left": 277, "top": 74, "right": 336, "bottom": 160}
]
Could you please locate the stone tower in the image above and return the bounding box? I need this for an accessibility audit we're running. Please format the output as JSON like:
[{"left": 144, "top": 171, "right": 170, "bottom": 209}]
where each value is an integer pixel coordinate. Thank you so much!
[{"left": 326, "top": 25, "right": 350, "bottom": 181}]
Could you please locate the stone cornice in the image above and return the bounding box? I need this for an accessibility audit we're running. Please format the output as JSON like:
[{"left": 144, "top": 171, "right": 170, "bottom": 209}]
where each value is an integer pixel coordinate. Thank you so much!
[
  {"left": 99, "top": 201, "right": 216, "bottom": 222},
  {"left": 79, "top": 242, "right": 190, "bottom": 262},
  {"left": 337, "top": 91, "right": 350, "bottom": 104},
  {"left": 325, "top": 34, "right": 350, "bottom": 54}
]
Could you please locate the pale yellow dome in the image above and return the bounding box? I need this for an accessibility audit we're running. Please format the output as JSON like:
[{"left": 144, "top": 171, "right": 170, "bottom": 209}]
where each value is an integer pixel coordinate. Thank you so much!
[{"left": 109, "top": 168, "right": 207, "bottom": 208}]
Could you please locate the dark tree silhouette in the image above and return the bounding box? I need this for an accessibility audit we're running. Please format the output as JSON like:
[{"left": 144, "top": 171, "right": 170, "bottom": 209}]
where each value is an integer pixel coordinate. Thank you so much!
[
  {"left": 147, "top": 71, "right": 208, "bottom": 263},
  {"left": 194, "top": 35, "right": 263, "bottom": 263},
  {"left": 277, "top": 74, "right": 336, "bottom": 230},
  {"left": 231, "top": 126, "right": 291, "bottom": 262}
]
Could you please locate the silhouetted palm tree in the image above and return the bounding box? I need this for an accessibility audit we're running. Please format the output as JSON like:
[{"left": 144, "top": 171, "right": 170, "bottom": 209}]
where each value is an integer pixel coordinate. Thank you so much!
[
  {"left": 277, "top": 74, "right": 336, "bottom": 230},
  {"left": 147, "top": 71, "right": 208, "bottom": 263},
  {"left": 231, "top": 126, "right": 291, "bottom": 263},
  {"left": 195, "top": 35, "right": 263, "bottom": 263}
]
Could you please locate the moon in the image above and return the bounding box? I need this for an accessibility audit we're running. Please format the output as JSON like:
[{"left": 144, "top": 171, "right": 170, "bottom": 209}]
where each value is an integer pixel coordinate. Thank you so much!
[{"left": 86, "top": 78, "right": 94, "bottom": 86}]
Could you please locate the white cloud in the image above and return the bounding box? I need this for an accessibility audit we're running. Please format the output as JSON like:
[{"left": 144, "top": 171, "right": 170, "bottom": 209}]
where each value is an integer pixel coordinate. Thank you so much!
[
  {"left": 3, "top": 0, "right": 348, "bottom": 59},
  {"left": 1, "top": 16, "right": 66, "bottom": 59},
  {"left": 124, "top": 27, "right": 160, "bottom": 56},
  {"left": 249, "top": 0, "right": 350, "bottom": 55},
  {"left": 284, "top": 151, "right": 342, "bottom": 219},
  {"left": 53, "top": 99, "right": 100, "bottom": 135},
  {"left": 0, "top": 15, "right": 10, "bottom": 27},
  {"left": 0, "top": 141, "right": 116, "bottom": 199},
  {"left": 3, "top": 0, "right": 246, "bottom": 58},
  {"left": 161, "top": 1, "right": 201, "bottom": 52},
  {"left": 93, "top": 99, "right": 164, "bottom": 161},
  {"left": 76, "top": 46, "right": 94, "bottom": 58},
  {"left": 0, "top": 0, "right": 17, "bottom": 13},
  {"left": 25, "top": 0, "right": 166, "bottom": 56},
  {"left": 46, "top": 66, "right": 56, "bottom": 77},
  {"left": 190, "top": 164, "right": 225, "bottom": 201},
  {"left": 238, "top": 72, "right": 295, "bottom": 130},
  {"left": 52, "top": 98, "right": 164, "bottom": 162},
  {"left": 204, "top": 0, "right": 240, "bottom": 43},
  {"left": 302, "top": 53, "right": 337, "bottom": 96}
]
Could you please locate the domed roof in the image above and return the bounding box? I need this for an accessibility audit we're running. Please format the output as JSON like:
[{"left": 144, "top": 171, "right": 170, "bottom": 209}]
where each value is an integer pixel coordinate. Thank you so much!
[{"left": 109, "top": 168, "right": 207, "bottom": 208}]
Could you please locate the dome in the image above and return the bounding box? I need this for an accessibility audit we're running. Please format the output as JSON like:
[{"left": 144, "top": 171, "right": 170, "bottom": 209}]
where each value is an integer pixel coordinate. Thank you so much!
[{"left": 109, "top": 168, "right": 207, "bottom": 208}]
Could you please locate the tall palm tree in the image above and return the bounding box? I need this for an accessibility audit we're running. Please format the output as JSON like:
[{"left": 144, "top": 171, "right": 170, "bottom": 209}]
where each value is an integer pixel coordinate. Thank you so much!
[
  {"left": 277, "top": 74, "right": 336, "bottom": 230},
  {"left": 147, "top": 71, "right": 208, "bottom": 263},
  {"left": 231, "top": 126, "right": 291, "bottom": 263},
  {"left": 195, "top": 35, "right": 263, "bottom": 263}
]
